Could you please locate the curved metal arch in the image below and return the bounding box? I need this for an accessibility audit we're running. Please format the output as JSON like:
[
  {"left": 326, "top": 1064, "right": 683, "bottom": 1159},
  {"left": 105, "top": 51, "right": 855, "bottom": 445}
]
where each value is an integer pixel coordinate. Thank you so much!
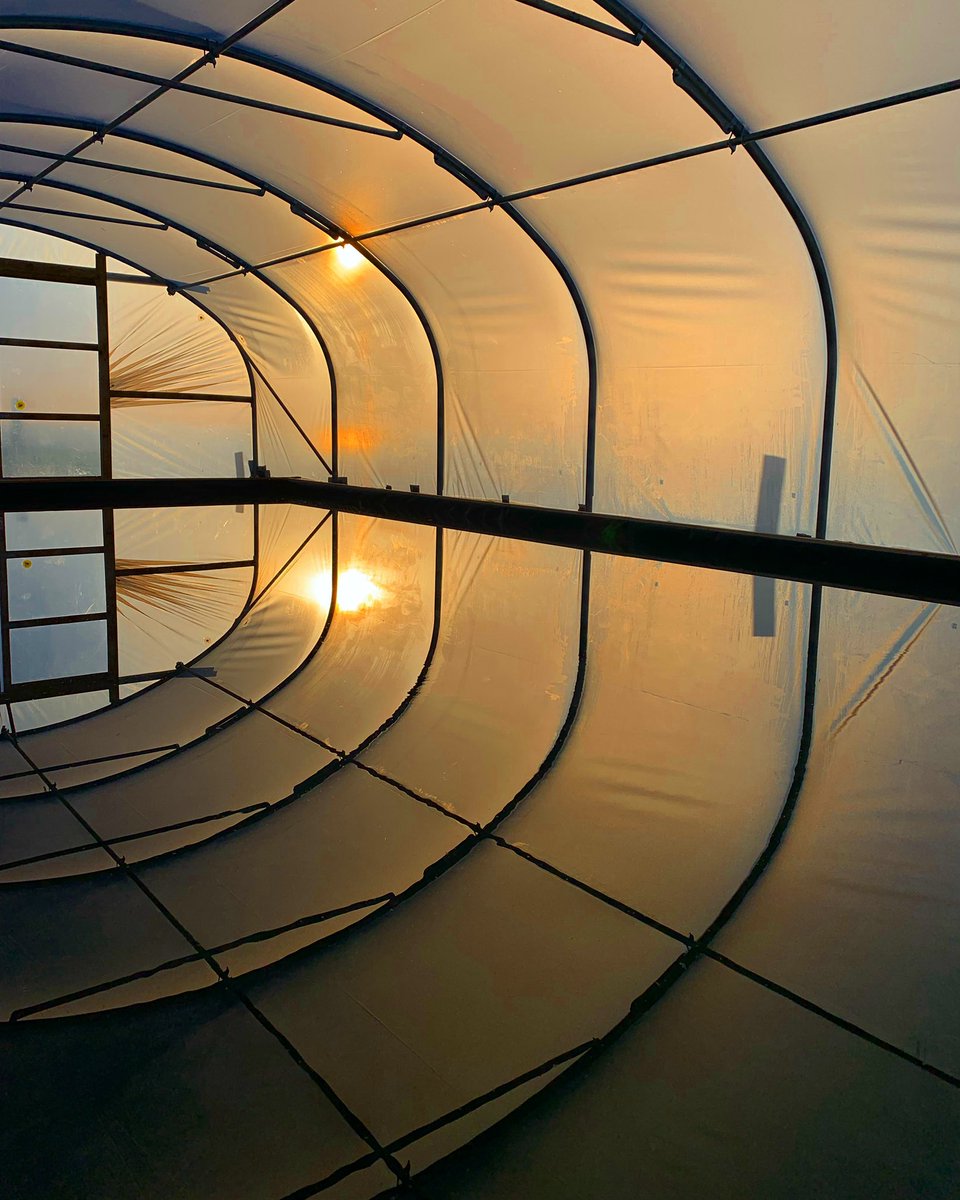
[{"left": 0, "top": 16, "right": 596, "bottom": 507}]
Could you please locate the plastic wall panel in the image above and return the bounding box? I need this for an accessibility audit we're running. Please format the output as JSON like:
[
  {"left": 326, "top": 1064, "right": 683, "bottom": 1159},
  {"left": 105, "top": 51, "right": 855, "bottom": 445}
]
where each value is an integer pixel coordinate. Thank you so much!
[
  {"left": 203, "top": 272, "right": 333, "bottom": 470},
  {"left": 517, "top": 149, "right": 825, "bottom": 530},
  {"left": 116, "top": 565, "right": 252, "bottom": 677},
  {"left": 244, "top": 842, "right": 678, "bottom": 1146},
  {"left": 108, "top": 279, "right": 249, "bottom": 396},
  {"left": 0, "top": 869, "right": 198, "bottom": 1020},
  {"left": 142, "top": 767, "right": 463, "bottom": 971},
  {"left": 69, "top": 709, "right": 334, "bottom": 843},
  {"left": 373, "top": 210, "right": 588, "bottom": 507},
  {"left": 114, "top": 505, "right": 252, "bottom": 564},
  {"left": 417, "top": 958, "right": 960, "bottom": 1200},
  {"left": 198, "top": 517, "right": 331, "bottom": 700},
  {"left": 769, "top": 94, "right": 960, "bottom": 552},
  {"left": 2, "top": 989, "right": 383, "bottom": 1200},
  {"left": 250, "top": 2, "right": 715, "bottom": 193},
  {"left": 360, "top": 532, "right": 581, "bottom": 824},
  {"left": 266, "top": 252, "right": 438, "bottom": 491},
  {"left": 267, "top": 515, "right": 436, "bottom": 751},
  {"left": 112, "top": 399, "right": 253, "bottom": 478},
  {"left": 716, "top": 591, "right": 960, "bottom": 1075},
  {"left": 501, "top": 555, "right": 808, "bottom": 937}
]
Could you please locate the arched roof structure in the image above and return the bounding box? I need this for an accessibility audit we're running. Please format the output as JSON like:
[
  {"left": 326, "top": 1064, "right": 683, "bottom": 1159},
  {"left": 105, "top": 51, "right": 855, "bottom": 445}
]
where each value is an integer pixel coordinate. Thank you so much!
[{"left": 0, "top": 4, "right": 958, "bottom": 1197}]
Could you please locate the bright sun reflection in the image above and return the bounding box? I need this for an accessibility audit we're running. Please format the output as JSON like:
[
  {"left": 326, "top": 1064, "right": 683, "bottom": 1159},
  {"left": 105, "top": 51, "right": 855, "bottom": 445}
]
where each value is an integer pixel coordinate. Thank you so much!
[
  {"left": 335, "top": 242, "right": 364, "bottom": 270},
  {"left": 308, "top": 567, "right": 383, "bottom": 613}
]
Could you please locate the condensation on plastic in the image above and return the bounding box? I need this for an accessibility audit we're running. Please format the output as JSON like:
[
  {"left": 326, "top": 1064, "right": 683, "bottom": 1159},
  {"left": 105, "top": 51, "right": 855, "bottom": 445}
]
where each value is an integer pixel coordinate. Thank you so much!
[
  {"left": 359, "top": 532, "right": 581, "bottom": 824},
  {"left": 715, "top": 590, "right": 960, "bottom": 1075},
  {"left": 501, "top": 555, "right": 807, "bottom": 936},
  {"left": 111, "top": 397, "right": 253, "bottom": 478},
  {"left": 0, "top": 274, "right": 97, "bottom": 342},
  {"left": 0, "top": 345, "right": 100, "bottom": 413}
]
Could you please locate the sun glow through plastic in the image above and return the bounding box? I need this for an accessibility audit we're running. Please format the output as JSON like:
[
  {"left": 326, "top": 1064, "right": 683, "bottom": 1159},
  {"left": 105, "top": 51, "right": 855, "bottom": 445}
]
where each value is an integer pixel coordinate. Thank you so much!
[
  {"left": 334, "top": 242, "right": 364, "bottom": 270},
  {"left": 307, "top": 567, "right": 382, "bottom": 613}
]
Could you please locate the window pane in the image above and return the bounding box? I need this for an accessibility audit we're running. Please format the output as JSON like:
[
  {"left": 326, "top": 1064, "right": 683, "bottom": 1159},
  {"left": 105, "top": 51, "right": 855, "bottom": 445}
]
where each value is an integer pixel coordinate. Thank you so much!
[
  {"left": 1, "top": 420, "right": 100, "bottom": 476},
  {"left": 0, "top": 277, "right": 98, "bottom": 343},
  {"left": 7, "top": 554, "right": 106, "bottom": 621},
  {"left": 0, "top": 345, "right": 100, "bottom": 414},
  {"left": 10, "top": 620, "right": 107, "bottom": 683},
  {"left": 5, "top": 510, "right": 103, "bottom": 551}
]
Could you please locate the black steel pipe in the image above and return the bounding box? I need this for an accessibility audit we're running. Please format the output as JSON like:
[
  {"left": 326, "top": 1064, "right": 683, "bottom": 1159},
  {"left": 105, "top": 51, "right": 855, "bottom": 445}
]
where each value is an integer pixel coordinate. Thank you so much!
[{"left": 0, "top": 476, "right": 956, "bottom": 605}]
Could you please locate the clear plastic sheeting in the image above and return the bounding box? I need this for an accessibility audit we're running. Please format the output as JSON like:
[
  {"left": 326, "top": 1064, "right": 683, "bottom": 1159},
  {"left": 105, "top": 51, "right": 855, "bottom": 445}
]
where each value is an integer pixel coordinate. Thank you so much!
[
  {"left": 112, "top": 397, "right": 253, "bottom": 479},
  {"left": 360, "top": 531, "right": 581, "bottom": 824},
  {"left": 416, "top": 959, "right": 960, "bottom": 1200},
  {"left": 0, "top": 345, "right": 100, "bottom": 413},
  {"left": 113, "top": 505, "right": 251, "bottom": 565},
  {"left": 520, "top": 149, "right": 825, "bottom": 530},
  {"left": 116, "top": 565, "right": 252, "bottom": 677},
  {"left": 108, "top": 279, "right": 250, "bottom": 397},
  {"left": 266, "top": 251, "right": 438, "bottom": 491},
  {"left": 374, "top": 210, "right": 588, "bottom": 506},
  {"left": 501, "top": 555, "right": 807, "bottom": 936},
  {"left": 716, "top": 590, "right": 960, "bottom": 1074},
  {"left": 0, "top": 7, "right": 957, "bottom": 1199}
]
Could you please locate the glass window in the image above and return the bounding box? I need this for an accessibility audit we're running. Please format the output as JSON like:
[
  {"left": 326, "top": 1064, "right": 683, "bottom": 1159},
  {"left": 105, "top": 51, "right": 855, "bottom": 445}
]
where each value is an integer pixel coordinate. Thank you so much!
[
  {"left": 1, "top": 420, "right": 100, "bottom": 476},
  {"left": 0, "top": 345, "right": 100, "bottom": 414},
  {"left": 5, "top": 510, "right": 103, "bottom": 551},
  {"left": 10, "top": 620, "right": 108, "bottom": 683},
  {"left": 0, "top": 277, "right": 98, "bottom": 344},
  {"left": 7, "top": 554, "right": 106, "bottom": 621}
]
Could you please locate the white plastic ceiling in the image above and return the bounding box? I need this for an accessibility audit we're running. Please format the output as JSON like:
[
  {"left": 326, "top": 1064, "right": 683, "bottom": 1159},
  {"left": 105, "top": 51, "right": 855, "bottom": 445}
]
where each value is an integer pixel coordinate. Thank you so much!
[{"left": 0, "top": 4, "right": 958, "bottom": 1199}]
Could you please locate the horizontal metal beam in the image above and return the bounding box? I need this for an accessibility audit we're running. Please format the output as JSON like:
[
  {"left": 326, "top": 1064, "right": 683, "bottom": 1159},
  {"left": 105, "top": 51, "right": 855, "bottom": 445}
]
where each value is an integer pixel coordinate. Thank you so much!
[
  {"left": 0, "top": 255, "right": 96, "bottom": 283},
  {"left": 0, "top": 477, "right": 957, "bottom": 605}
]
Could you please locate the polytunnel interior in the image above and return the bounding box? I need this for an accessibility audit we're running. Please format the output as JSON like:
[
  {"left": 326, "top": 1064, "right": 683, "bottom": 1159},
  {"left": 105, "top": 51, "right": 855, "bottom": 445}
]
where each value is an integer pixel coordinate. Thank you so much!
[{"left": 0, "top": 3, "right": 958, "bottom": 1198}]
